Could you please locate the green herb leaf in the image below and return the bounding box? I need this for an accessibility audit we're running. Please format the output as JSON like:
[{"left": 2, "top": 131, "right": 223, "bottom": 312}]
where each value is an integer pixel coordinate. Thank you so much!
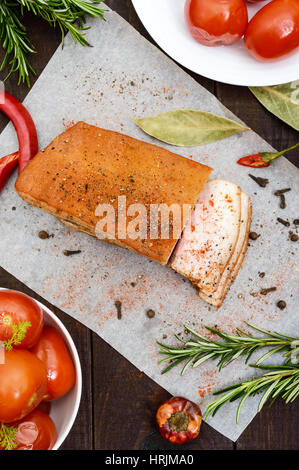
[
  {"left": 3, "top": 321, "right": 31, "bottom": 350},
  {"left": 203, "top": 365, "right": 299, "bottom": 423},
  {"left": 0, "top": 0, "right": 106, "bottom": 85},
  {"left": 134, "top": 109, "right": 249, "bottom": 147},
  {"left": 0, "top": 422, "right": 18, "bottom": 450},
  {"left": 250, "top": 81, "right": 299, "bottom": 131},
  {"left": 158, "top": 323, "right": 297, "bottom": 375}
]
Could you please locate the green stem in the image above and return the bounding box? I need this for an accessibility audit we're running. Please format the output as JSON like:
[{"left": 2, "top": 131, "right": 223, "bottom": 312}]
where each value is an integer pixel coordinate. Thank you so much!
[{"left": 262, "top": 141, "right": 299, "bottom": 162}]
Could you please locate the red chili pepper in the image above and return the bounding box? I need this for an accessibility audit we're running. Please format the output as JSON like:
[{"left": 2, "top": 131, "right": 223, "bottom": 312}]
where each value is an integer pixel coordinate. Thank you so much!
[
  {"left": 237, "top": 142, "right": 299, "bottom": 168},
  {"left": 237, "top": 153, "right": 270, "bottom": 168},
  {"left": 0, "top": 152, "right": 19, "bottom": 193},
  {"left": 0, "top": 90, "right": 38, "bottom": 193},
  {"left": 156, "top": 396, "right": 202, "bottom": 444}
]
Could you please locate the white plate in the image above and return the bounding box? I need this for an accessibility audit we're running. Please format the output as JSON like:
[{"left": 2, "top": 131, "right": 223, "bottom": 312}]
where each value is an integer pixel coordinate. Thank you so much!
[{"left": 131, "top": 0, "right": 299, "bottom": 86}]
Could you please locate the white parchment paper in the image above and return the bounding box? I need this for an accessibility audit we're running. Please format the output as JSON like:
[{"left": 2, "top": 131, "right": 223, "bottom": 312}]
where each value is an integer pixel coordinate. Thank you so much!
[{"left": 0, "top": 7, "right": 298, "bottom": 441}]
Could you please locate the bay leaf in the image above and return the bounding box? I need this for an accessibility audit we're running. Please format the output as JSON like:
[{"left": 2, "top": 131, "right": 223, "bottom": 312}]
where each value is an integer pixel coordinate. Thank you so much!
[
  {"left": 133, "top": 109, "right": 249, "bottom": 147},
  {"left": 250, "top": 81, "right": 299, "bottom": 131}
]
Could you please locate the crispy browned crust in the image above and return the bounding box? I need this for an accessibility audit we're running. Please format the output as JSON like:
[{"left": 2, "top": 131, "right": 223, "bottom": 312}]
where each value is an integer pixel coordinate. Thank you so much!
[{"left": 15, "top": 122, "right": 212, "bottom": 264}]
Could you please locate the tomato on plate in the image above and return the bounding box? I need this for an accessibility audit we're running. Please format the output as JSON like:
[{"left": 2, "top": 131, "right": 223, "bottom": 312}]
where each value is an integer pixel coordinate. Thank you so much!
[
  {"left": 0, "top": 290, "right": 44, "bottom": 349},
  {"left": 0, "top": 349, "right": 47, "bottom": 422},
  {"left": 244, "top": 0, "right": 299, "bottom": 61},
  {"left": 185, "top": 0, "right": 248, "bottom": 46},
  {"left": 31, "top": 326, "right": 76, "bottom": 401},
  {"left": 1, "top": 409, "right": 57, "bottom": 450}
]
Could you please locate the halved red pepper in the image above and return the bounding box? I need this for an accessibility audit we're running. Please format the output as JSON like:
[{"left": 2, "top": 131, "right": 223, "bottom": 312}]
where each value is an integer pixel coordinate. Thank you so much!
[
  {"left": 237, "top": 141, "right": 299, "bottom": 168},
  {"left": 0, "top": 90, "right": 38, "bottom": 193},
  {"left": 0, "top": 152, "right": 19, "bottom": 193}
]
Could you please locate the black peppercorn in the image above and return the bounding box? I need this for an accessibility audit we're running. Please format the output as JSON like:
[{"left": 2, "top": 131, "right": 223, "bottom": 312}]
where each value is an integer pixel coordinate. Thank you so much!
[
  {"left": 146, "top": 309, "right": 155, "bottom": 319},
  {"left": 249, "top": 232, "right": 259, "bottom": 240},
  {"left": 277, "top": 300, "right": 286, "bottom": 310},
  {"left": 38, "top": 230, "right": 50, "bottom": 239}
]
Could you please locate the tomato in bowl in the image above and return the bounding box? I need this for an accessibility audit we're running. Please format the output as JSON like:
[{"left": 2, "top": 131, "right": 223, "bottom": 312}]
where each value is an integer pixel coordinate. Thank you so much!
[{"left": 0, "top": 288, "right": 82, "bottom": 450}]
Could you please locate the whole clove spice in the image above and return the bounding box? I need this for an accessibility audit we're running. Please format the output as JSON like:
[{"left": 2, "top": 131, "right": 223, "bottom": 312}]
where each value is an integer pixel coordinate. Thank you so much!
[
  {"left": 249, "top": 174, "right": 269, "bottom": 188},
  {"left": 277, "top": 217, "right": 290, "bottom": 227},
  {"left": 115, "top": 300, "right": 122, "bottom": 319},
  {"left": 280, "top": 194, "right": 286, "bottom": 209},
  {"left": 63, "top": 249, "right": 82, "bottom": 256},
  {"left": 260, "top": 287, "right": 277, "bottom": 295},
  {"left": 274, "top": 188, "right": 291, "bottom": 196}
]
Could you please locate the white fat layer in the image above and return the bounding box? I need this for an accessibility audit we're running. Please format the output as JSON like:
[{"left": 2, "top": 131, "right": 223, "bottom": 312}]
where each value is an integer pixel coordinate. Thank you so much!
[
  {"left": 170, "top": 179, "right": 241, "bottom": 293},
  {"left": 199, "top": 193, "right": 251, "bottom": 307}
]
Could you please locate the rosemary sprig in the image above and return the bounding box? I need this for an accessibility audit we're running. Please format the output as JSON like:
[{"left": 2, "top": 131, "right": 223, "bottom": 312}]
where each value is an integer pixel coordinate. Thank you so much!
[
  {"left": 0, "top": 0, "right": 106, "bottom": 85},
  {"left": 0, "top": 422, "right": 18, "bottom": 450},
  {"left": 204, "top": 364, "right": 299, "bottom": 423},
  {"left": 158, "top": 323, "right": 298, "bottom": 375},
  {"left": 0, "top": 2, "right": 36, "bottom": 86}
]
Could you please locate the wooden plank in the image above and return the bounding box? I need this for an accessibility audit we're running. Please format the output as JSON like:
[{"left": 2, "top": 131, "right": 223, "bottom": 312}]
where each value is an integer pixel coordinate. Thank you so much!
[
  {"left": 0, "top": 268, "right": 93, "bottom": 450},
  {"left": 236, "top": 400, "right": 299, "bottom": 450},
  {"left": 91, "top": 331, "right": 233, "bottom": 450},
  {"left": 0, "top": 0, "right": 297, "bottom": 450}
]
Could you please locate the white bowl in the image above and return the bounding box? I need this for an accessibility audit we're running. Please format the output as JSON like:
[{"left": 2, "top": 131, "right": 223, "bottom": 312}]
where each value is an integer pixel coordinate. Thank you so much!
[
  {"left": 0, "top": 288, "right": 82, "bottom": 450},
  {"left": 131, "top": 0, "right": 299, "bottom": 86}
]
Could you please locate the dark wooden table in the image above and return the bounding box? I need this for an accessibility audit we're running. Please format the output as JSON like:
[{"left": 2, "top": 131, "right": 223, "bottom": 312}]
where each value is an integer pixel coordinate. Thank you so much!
[{"left": 0, "top": 0, "right": 298, "bottom": 451}]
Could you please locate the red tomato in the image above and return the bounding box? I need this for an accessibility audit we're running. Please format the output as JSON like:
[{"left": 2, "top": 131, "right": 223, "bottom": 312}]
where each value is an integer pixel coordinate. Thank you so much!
[
  {"left": 2, "top": 410, "right": 57, "bottom": 450},
  {"left": 31, "top": 326, "right": 76, "bottom": 401},
  {"left": 244, "top": 0, "right": 299, "bottom": 61},
  {"left": 37, "top": 401, "right": 51, "bottom": 415},
  {"left": 0, "top": 290, "right": 44, "bottom": 349},
  {"left": 0, "top": 349, "right": 47, "bottom": 422},
  {"left": 185, "top": 0, "right": 248, "bottom": 46}
]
